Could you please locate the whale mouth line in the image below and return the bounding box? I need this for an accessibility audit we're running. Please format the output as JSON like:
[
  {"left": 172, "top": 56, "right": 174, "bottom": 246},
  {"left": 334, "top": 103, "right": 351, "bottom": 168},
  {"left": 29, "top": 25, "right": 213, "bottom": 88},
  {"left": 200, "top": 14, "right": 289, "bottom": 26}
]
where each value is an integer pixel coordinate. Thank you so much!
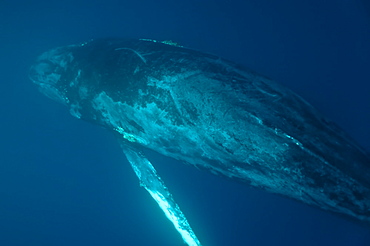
[{"left": 37, "top": 82, "right": 68, "bottom": 105}]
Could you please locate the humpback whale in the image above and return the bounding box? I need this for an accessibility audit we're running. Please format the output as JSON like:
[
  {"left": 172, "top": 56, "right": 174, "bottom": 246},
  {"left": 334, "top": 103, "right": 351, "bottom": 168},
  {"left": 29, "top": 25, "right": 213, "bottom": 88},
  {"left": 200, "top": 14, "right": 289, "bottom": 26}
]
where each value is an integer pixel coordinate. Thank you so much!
[{"left": 29, "top": 38, "right": 370, "bottom": 245}]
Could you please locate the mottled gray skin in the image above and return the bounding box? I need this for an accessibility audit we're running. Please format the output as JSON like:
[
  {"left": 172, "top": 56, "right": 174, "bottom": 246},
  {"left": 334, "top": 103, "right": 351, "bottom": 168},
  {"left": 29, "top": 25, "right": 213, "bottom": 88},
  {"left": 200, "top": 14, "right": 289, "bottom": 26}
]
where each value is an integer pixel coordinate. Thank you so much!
[{"left": 29, "top": 39, "right": 370, "bottom": 226}]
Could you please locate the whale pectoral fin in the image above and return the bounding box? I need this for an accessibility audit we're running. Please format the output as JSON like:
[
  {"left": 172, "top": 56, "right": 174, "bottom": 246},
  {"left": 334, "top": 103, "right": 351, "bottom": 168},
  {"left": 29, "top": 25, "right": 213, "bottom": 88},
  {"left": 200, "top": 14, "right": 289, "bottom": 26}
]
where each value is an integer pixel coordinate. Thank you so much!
[{"left": 120, "top": 143, "right": 201, "bottom": 246}]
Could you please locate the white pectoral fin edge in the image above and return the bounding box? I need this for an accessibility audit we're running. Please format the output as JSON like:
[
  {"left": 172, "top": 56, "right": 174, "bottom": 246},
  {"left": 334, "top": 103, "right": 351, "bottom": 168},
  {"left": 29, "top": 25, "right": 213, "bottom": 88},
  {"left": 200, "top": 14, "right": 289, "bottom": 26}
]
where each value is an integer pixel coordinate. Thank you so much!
[{"left": 120, "top": 144, "right": 202, "bottom": 246}]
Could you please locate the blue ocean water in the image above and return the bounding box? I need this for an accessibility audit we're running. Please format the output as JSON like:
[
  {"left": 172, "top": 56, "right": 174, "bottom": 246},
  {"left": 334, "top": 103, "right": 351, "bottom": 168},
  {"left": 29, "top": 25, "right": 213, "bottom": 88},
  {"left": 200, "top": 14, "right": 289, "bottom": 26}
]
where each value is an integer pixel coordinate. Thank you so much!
[{"left": 1, "top": 0, "right": 370, "bottom": 245}]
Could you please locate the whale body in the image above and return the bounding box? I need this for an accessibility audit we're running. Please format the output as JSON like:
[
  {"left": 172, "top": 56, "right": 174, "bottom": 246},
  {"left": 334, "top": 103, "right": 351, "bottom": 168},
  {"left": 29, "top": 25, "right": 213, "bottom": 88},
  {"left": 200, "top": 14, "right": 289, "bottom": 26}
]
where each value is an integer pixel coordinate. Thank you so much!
[{"left": 29, "top": 39, "right": 370, "bottom": 240}]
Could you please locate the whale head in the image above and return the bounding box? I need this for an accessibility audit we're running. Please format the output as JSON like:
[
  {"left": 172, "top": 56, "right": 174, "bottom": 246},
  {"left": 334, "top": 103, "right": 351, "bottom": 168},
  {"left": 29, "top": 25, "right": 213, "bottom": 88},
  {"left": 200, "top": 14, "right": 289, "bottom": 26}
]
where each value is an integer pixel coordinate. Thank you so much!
[
  {"left": 29, "top": 46, "right": 77, "bottom": 106},
  {"left": 29, "top": 41, "right": 102, "bottom": 120}
]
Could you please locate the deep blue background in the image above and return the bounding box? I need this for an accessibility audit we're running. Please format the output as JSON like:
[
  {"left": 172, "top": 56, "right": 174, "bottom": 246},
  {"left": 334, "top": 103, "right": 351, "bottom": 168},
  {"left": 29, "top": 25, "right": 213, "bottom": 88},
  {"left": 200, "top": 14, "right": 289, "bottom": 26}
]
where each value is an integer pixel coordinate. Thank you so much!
[{"left": 1, "top": 0, "right": 370, "bottom": 245}]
